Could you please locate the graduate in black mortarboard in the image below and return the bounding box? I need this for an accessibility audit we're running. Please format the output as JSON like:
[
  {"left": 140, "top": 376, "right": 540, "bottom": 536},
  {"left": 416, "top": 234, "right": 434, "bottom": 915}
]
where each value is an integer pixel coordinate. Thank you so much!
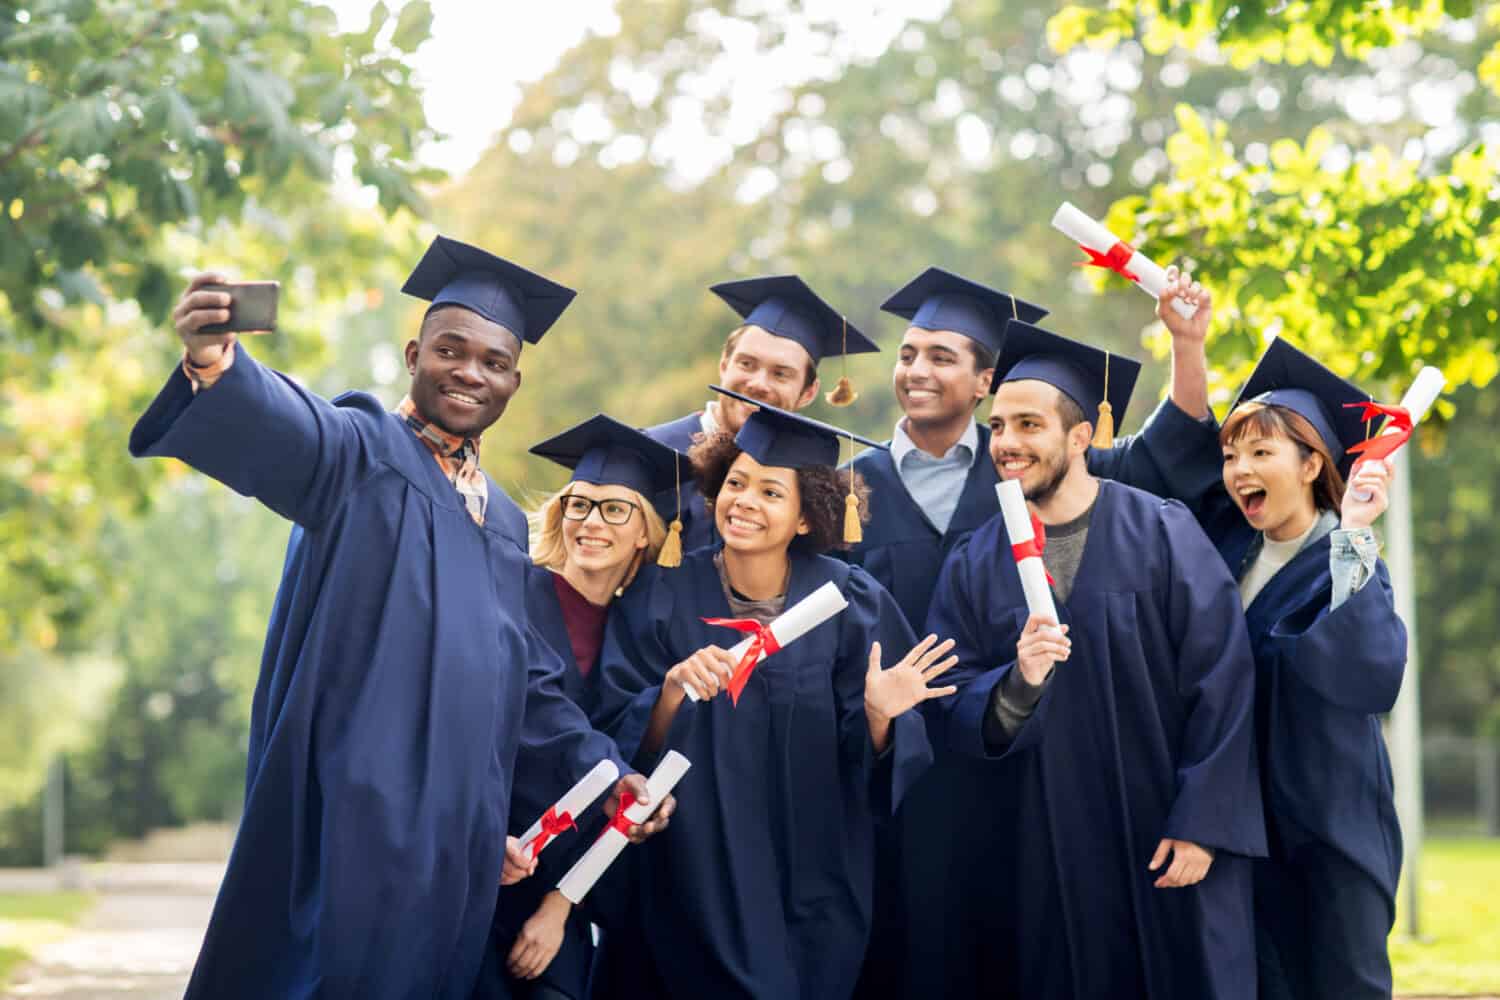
[
  {"left": 472, "top": 415, "right": 690, "bottom": 1000},
  {"left": 924, "top": 321, "right": 1267, "bottom": 1000},
  {"left": 588, "top": 389, "right": 957, "bottom": 1000},
  {"left": 131, "top": 237, "right": 672, "bottom": 1000},
  {"left": 847, "top": 267, "right": 1247, "bottom": 1000},
  {"left": 1147, "top": 271, "right": 1409, "bottom": 1000},
  {"left": 644, "top": 275, "right": 877, "bottom": 555}
]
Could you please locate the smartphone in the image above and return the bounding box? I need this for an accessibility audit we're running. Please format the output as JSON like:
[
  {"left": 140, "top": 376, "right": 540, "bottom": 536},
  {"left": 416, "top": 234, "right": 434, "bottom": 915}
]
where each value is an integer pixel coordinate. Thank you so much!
[{"left": 197, "top": 281, "right": 280, "bottom": 334}]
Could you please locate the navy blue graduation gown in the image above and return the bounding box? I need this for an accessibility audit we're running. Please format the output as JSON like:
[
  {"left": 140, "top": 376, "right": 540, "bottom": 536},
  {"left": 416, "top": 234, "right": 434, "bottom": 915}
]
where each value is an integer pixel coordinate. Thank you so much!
[
  {"left": 846, "top": 398, "right": 1226, "bottom": 999},
  {"left": 589, "top": 549, "right": 932, "bottom": 1000},
  {"left": 928, "top": 480, "right": 1266, "bottom": 1000},
  {"left": 474, "top": 565, "right": 615, "bottom": 1000},
  {"left": 645, "top": 412, "right": 717, "bottom": 555},
  {"left": 129, "top": 348, "right": 623, "bottom": 1000},
  {"left": 1198, "top": 499, "right": 1406, "bottom": 997}
]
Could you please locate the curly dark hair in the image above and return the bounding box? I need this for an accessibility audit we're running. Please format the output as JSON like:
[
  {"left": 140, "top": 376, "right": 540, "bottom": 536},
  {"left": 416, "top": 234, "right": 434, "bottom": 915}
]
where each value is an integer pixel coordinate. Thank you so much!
[{"left": 689, "top": 430, "right": 871, "bottom": 553}]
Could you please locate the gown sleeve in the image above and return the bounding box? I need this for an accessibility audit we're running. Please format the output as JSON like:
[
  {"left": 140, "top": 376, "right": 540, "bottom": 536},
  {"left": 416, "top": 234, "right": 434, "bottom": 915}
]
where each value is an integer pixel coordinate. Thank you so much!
[
  {"left": 1267, "top": 560, "right": 1406, "bottom": 715},
  {"left": 923, "top": 533, "right": 1058, "bottom": 761},
  {"left": 517, "top": 624, "right": 629, "bottom": 795},
  {"left": 591, "top": 565, "right": 686, "bottom": 767},
  {"left": 835, "top": 566, "right": 931, "bottom": 815},
  {"left": 129, "top": 345, "right": 379, "bottom": 529},
  {"left": 1086, "top": 396, "right": 1223, "bottom": 512},
  {"left": 1157, "top": 500, "right": 1268, "bottom": 857}
]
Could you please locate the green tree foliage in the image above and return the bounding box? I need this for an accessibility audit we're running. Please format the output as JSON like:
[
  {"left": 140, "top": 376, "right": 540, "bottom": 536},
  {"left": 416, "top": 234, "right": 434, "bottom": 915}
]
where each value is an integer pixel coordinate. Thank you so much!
[
  {"left": 0, "top": 0, "right": 438, "bottom": 330},
  {"left": 1048, "top": 0, "right": 1490, "bottom": 74},
  {"left": 0, "top": 0, "right": 438, "bottom": 845}
]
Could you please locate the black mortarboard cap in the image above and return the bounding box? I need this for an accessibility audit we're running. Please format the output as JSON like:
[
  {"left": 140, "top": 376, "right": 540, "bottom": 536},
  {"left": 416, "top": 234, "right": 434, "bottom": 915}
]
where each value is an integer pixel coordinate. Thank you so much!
[
  {"left": 880, "top": 266, "right": 1049, "bottom": 356},
  {"left": 402, "top": 235, "right": 576, "bottom": 344},
  {"left": 1229, "top": 337, "right": 1372, "bottom": 471},
  {"left": 710, "top": 275, "right": 877, "bottom": 365}
]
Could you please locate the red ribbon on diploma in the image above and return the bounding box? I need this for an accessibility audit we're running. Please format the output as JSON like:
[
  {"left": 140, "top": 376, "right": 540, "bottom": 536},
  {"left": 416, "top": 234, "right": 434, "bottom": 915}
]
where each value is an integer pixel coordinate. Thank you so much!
[
  {"left": 1344, "top": 402, "right": 1413, "bottom": 468},
  {"left": 1011, "top": 512, "right": 1056, "bottom": 586},
  {"left": 1078, "top": 240, "right": 1139, "bottom": 283},
  {"left": 528, "top": 806, "right": 576, "bottom": 859},
  {"left": 603, "top": 791, "right": 636, "bottom": 839},
  {"left": 700, "top": 617, "right": 783, "bottom": 706}
]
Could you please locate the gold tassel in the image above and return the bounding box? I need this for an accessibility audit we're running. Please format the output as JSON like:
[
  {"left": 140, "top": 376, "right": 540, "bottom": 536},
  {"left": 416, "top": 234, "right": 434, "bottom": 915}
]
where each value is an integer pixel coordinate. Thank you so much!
[
  {"left": 824, "top": 315, "right": 857, "bottom": 407},
  {"left": 826, "top": 376, "right": 857, "bottom": 407},
  {"left": 657, "top": 449, "right": 684, "bottom": 567},
  {"left": 843, "top": 492, "right": 863, "bottom": 545},
  {"left": 1090, "top": 350, "right": 1114, "bottom": 448},
  {"left": 1091, "top": 402, "right": 1115, "bottom": 448},
  {"left": 842, "top": 430, "right": 862, "bottom": 544},
  {"left": 657, "top": 519, "right": 683, "bottom": 567}
]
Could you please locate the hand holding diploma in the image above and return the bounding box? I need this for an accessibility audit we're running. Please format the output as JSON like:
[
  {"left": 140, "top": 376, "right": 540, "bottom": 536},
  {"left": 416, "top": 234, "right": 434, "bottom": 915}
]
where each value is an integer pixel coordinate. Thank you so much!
[
  {"left": 685, "top": 580, "right": 851, "bottom": 704},
  {"left": 996, "top": 480, "right": 1060, "bottom": 629},
  {"left": 1052, "top": 202, "right": 1197, "bottom": 320},
  {"left": 1340, "top": 458, "right": 1393, "bottom": 530},
  {"left": 1017, "top": 613, "right": 1071, "bottom": 686},
  {"left": 516, "top": 759, "right": 620, "bottom": 861},
  {"left": 1344, "top": 366, "right": 1446, "bottom": 502},
  {"left": 665, "top": 646, "right": 738, "bottom": 703},
  {"left": 602, "top": 772, "right": 675, "bottom": 845},
  {"left": 557, "top": 751, "right": 691, "bottom": 904}
]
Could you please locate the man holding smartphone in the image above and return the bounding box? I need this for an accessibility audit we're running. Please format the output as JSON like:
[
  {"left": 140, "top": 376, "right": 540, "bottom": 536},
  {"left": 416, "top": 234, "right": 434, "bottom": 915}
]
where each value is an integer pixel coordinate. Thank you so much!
[{"left": 130, "top": 236, "right": 673, "bottom": 1000}]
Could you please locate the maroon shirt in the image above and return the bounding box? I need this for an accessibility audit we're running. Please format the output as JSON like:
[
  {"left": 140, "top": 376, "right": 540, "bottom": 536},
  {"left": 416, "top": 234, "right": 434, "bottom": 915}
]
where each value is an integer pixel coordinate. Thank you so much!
[{"left": 550, "top": 571, "right": 609, "bottom": 677}]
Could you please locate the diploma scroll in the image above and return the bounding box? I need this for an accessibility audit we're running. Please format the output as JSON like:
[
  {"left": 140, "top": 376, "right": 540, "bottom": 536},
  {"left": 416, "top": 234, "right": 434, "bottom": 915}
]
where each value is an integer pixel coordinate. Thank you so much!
[
  {"left": 995, "top": 480, "right": 1060, "bottom": 632},
  {"left": 683, "top": 581, "right": 851, "bottom": 702},
  {"left": 1349, "top": 366, "right": 1445, "bottom": 502},
  {"left": 1051, "top": 202, "right": 1197, "bottom": 320},
  {"left": 517, "top": 758, "right": 619, "bottom": 860},
  {"left": 556, "top": 750, "right": 691, "bottom": 904}
]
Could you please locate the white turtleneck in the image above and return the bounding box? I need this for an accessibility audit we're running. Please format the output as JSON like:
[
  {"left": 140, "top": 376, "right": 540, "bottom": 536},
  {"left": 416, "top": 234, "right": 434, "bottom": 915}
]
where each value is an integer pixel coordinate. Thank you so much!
[{"left": 1238, "top": 516, "right": 1322, "bottom": 609}]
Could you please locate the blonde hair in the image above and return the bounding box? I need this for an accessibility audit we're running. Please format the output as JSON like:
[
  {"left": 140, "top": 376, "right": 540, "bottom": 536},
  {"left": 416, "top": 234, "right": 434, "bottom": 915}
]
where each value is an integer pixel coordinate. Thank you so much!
[{"left": 528, "top": 483, "right": 669, "bottom": 586}]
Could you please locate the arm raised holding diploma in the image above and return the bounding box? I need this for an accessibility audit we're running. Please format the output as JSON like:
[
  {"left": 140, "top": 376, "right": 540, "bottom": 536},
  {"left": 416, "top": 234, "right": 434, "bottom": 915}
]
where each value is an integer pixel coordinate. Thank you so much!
[{"left": 1052, "top": 201, "right": 1198, "bottom": 320}]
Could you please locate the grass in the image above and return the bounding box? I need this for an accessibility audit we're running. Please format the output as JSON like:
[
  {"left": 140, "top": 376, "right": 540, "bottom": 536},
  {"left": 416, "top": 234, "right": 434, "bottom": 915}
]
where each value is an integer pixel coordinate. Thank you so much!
[
  {"left": 1392, "top": 838, "right": 1500, "bottom": 996},
  {"left": 0, "top": 891, "right": 94, "bottom": 987}
]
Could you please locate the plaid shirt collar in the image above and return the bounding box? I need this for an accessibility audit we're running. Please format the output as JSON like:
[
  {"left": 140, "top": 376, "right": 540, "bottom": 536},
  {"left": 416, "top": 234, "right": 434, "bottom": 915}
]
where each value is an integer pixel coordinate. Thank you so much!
[{"left": 396, "top": 396, "right": 487, "bottom": 526}]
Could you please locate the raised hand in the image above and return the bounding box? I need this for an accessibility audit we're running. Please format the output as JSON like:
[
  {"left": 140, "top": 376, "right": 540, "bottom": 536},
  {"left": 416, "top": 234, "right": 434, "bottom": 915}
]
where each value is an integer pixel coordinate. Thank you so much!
[
  {"left": 864, "top": 634, "right": 959, "bottom": 723},
  {"left": 1341, "top": 457, "right": 1393, "bottom": 531},
  {"left": 1156, "top": 265, "right": 1212, "bottom": 345},
  {"left": 173, "top": 272, "right": 237, "bottom": 366}
]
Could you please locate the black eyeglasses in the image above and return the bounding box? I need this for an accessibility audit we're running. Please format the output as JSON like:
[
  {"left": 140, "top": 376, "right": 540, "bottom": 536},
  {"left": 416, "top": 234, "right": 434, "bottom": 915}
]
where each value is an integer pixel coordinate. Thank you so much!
[{"left": 560, "top": 494, "right": 640, "bottom": 525}]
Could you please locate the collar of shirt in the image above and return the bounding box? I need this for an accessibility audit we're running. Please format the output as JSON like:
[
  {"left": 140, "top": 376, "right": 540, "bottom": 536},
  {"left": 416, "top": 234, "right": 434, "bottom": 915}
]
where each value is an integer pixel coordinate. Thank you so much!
[
  {"left": 890, "top": 416, "right": 979, "bottom": 469},
  {"left": 699, "top": 401, "right": 723, "bottom": 438},
  {"left": 395, "top": 396, "right": 488, "bottom": 525}
]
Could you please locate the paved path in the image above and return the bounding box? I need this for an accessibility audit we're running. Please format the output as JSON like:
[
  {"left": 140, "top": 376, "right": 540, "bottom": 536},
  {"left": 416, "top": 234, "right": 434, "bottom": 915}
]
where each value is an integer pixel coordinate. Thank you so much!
[{"left": 3, "top": 865, "right": 220, "bottom": 1000}]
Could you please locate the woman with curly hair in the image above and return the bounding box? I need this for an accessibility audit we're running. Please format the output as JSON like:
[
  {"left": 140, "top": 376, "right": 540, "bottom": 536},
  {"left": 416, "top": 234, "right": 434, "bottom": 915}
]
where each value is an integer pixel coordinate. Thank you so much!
[
  {"left": 475, "top": 414, "right": 685, "bottom": 1000},
  {"left": 588, "top": 388, "right": 958, "bottom": 1000}
]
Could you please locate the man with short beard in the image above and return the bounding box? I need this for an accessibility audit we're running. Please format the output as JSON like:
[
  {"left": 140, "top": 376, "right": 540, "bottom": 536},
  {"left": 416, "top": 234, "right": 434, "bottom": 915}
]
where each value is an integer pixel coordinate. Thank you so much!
[
  {"left": 130, "top": 236, "right": 671, "bottom": 999},
  {"left": 646, "top": 275, "right": 876, "bottom": 553},
  {"left": 925, "top": 322, "right": 1265, "bottom": 1000},
  {"left": 847, "top": 268, "right": 1223, "bottom": 999}
]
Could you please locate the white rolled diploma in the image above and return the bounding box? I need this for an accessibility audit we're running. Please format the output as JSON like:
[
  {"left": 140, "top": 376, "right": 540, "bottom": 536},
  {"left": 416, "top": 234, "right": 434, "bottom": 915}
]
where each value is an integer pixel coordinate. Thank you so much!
[
  {"left": 995, "top": 480, "right": 1060, "bottom": 631},
  {"left": 1051, "top": 202, "right": 1197, "bottom": 320},
  {"left": 556, "top": 750, "right": 692, "bottom": 904},
  {"left": 682, "top": 580, "right": 851, "bottom": 702},
  {"left": 517, "top": 758, "right": 620, "bottom": 859},
  {"left": 1352, "top": 366, "right": 1446, "bottom": 502}
]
